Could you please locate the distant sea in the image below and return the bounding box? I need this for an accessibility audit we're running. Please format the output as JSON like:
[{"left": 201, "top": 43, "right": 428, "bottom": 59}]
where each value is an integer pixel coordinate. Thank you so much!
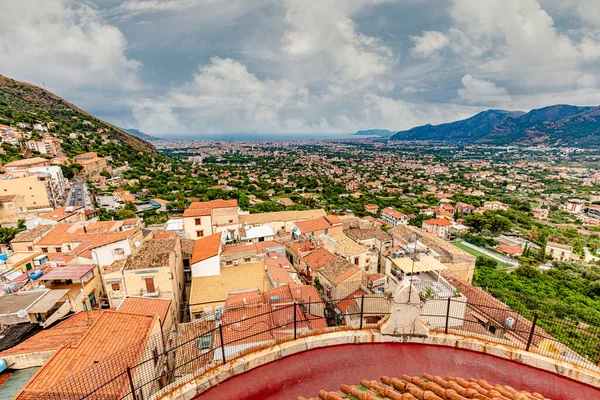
[{"left": 155, "top": 133, "right": 377, "bottom": 141}]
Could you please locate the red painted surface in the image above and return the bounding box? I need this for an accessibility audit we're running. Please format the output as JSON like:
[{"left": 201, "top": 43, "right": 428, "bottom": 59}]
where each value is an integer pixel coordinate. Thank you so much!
[{"left": 195, "top": 343, "right": 600, "bottom": 400}]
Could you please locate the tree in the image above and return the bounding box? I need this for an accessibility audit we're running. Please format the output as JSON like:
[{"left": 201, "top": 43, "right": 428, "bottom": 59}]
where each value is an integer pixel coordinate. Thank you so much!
[
  {"left": 100, "top": 169, "right": 111, "bottom": 178},
  {"left": 60, "top": 165, "right": 75, "bottom": 179},
  {"left": 115, "top": 209, "right": 136, "bottom": 220},
  {"left": 123, "top": 201, "right": 137, "bottom": 212}
]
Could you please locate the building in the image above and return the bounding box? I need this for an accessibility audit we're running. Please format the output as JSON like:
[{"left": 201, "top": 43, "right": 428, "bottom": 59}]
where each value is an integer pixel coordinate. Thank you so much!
[
  {"left": 239, "top": 209, "right": 326, "bottom": 235},
  {"left": 10, "top": 224, "right": 54, "bottom": 252},
  {"left": 25, "top": 138, "right": 62, "bottom": 156},
  {"left": 291, "top": 215, "right": 343, "bottom": 239},
  {"left": 0, "top": 289, "right": 70, "bottom": 326},
  {"left": 182, "top": 199, "right": 241, "bottom": 240},
  {"left": 533, "top": 206, "right": 549, "bottom": 220},
  {"left": 364, "top": 204, "right": 379, "bottom": 214},
  {"left": 25, "top": 206, "right": 86, "bottom": 229},
  {"left": 422, "top": 218, "right": 453, "bottom": 238},
  {"left": 190, "top": 232, "right": 222, "bottom": 277},
  {"left": 73, "top": 152, "right": 108, "bottom": 176},
  {"left": 0, "top": 194, "right": 29, "bottom": 227},
  {"left": 380, "top": 207, "right": 408, "bottom": 227},
  {"left": 315, "top": 256, "right": 364, "bottom": 300},
  {"left": 566, "top": 199, "right": 585, "bottom": 213},
  {"left": 321, "top": 234, "right": 375, "bottom": 272},
  {"left": 102, "top": 238, "right": 184, "bottom": 321},
  {"left": 545, "top": 241, "right": 573, "bottom": 261},
  {"left": 37, "top": 264, "right": 104, "bottom": 312},
  {"left": 0, "top": 175, "right": 53, "bottom": 210},
  {"left": 483, "top": 201, "right": 509, "bottom": 211},
  {"left": 4, "top": 157, "right": 50, "bottom": 172}
]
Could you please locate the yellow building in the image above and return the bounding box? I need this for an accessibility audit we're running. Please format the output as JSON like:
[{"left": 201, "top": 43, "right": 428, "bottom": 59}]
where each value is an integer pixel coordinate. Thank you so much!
[
  {"left": 0, "top": 175, "right": 52, "bottom": 210},
  {"left": 4, "top": 157, "right": 50, "bottom": 171},
  {"left": 0, "top": 194, "right": 29, "bottom": 227},
  {"left": 74, "top": 152, "right": 108, "bottom": 176},
  {"left": 38, "top": 264, "right": 104, "bottom": 312}
]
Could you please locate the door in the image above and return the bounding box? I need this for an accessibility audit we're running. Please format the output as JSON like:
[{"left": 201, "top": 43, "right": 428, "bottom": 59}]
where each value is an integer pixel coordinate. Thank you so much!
[{"left": 145, "top": 278, "right": 155, "bottom": 293}]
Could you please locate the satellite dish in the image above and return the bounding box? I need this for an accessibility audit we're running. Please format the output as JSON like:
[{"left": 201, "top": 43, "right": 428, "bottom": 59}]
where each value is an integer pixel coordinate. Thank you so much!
[
  {"left": 16, "top": 310, "right": 27, "bottom": 318},
  {"left": 135, "top": 241, "right": 141, "bottom": 247}
]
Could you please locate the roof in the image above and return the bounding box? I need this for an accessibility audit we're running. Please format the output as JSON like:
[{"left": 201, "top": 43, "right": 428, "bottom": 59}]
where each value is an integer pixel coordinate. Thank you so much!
[
  {"left": 40, "top": 264, "right": 96, "bottom": 280},
  {"left": 16, "top": 311, "right": 158, "bottom": 399},
  {"left": 0, "top": 291, "right": 47, "bottom": 315},
  {"left": 496, "top": 244, "right": 523, "bottom": 255},
  {"left": 11, "top": 224, "right": 54, "bottom": 243},
  {"left": 322, "top": 234, "right": 368, "bottom": 257},
  {"left": 423, "top": 218, "right": 452, "bottom": 226},
  {"left": 294, "top": 217, "right": 330, "bottom": 233},
  {"left": 0, "top": 194, "right": 19, "bottom": 202},
  {"left": 27, "top": 289, "right": 69, "bottom": 313},
  {"left": 390, "top": 255, "right": 447, "bottom": 274},
  {"left": 191, "top": 232, "right": 222, "bottom": 264},
  {"left": 183, "top": 199, "right": 238, "bottom": 217},
  {"left": 546, "top": 241, "right": 573, "bottom": 251},
  {"left": 117, "top": 297, "right": 171, "bottom": 327},
  {"left": 324, "top": 215, "right": 342, "bottom": 225},
  {"left": 189, "top": 262, "right": 267, "bottom": 312},
  {"left": 345, "top": 228, "right": 392, "bottom": 242},
  {"left": 4, "top": 157, "right": 48, "bottom": 168},
  {"left": 302, "top": 247, "right": 337, "bottom": 271},
  {"left": 34, "top": 224, "right": 84, "bottom": 246},
  {"left": 0, "top": 311, "right": 104, "bottom": 357},
  {"left": 39, "top": 206, "right": 83, "bottom": 222},
  {"left": 124, "top": 238, "right": 178, "bottom": 270},
  {"left": 239, "top": 209, "right": 326, "bottom": 225},
  {"left": 318, "top": 257, "right": 362, "bottom": 285},
  {"left": 242, "top": 225, "right": 275, "bottom": 240},
  {"left": 302, "top": 373, "right": 553, "bottom": 400}
]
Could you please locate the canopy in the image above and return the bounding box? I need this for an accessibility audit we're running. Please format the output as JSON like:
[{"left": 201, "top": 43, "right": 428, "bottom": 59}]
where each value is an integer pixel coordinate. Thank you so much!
[
  {"left": 391, "top": 255, "right": 447, "bottom": 274},
  {"left": 28, "top": 289, "right": 69, "bottom": 313}
]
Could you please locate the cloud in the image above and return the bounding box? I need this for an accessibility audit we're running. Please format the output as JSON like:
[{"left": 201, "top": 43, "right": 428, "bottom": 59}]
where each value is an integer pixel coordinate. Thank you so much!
[
  {"left": 410, "top": 31, "right": 449, "bottom": 57},
  {"left": 0, "top": 0, "right": 141, "bottom": 92},
  {"left": 458, "top": 74, "right": 510, "bottom": 105}
]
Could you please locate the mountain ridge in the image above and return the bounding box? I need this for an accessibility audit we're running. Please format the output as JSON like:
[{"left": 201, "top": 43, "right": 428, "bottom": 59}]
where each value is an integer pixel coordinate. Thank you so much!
[{"left": 390, "top": 104, "right": 600, "bottom": 146}]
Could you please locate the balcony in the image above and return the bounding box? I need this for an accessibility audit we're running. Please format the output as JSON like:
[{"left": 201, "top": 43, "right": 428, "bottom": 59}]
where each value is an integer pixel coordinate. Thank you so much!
[{"left": 141, "top": 287, "right": 160, "bottom": 297}]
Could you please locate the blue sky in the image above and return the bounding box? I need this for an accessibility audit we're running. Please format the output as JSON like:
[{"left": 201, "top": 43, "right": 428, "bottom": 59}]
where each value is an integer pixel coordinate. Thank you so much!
[{"left": 2, "top": 0, "right": 600, "bottom": 135}]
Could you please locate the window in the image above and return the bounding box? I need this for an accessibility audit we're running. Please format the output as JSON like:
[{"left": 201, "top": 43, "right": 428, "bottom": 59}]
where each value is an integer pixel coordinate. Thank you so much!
[
  {"left": 55, "top": 248, "right": 62, "bottom": 253},
  {"left": 354, "top": 257, "right": 359, "bottom": 265},
  {"left": 113, "top": 248, "right": 125, "bottom": 260},
  {"left": 89, "top": 292, "right": 97, "bottom": 308},
  {"left": 25, "top": 262, "right": 32, "bottom": 271},
  {"left": 111, "top": 283, "right": 121, "bottom": 291},
  {"left": 27, "top": 246, "right": 33, "bottom": 251},
  {"left": 244, "top": 257, "right": 251, "bottom": 262},
  {"left": 228, "top": 219, "right": 233, "bottom": 223},
  {"left": 41, "top": 247, "right": 48, "bottom": 253},
  {"left": 196, "top": 230, "right": 204, "bottom": 238},
  {"left": 195, "top": 218, "right": 201, "bottom": 225}
]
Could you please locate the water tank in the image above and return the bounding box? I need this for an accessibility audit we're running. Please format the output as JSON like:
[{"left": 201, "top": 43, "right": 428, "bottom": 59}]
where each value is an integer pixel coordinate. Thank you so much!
[
  {"left": 0, "top": 253, "right": 8, "bottom": 261},
  {"left": 0, "top": 359, "right": 6, "bottom": 373},
  {"left": 2, "top": 283, "right": 19, "bottom": 294},
  {"left": 29, "top": 270, "right": 43, "bottom": 280},
  {"left": 66, "top": 206, "right": 75, "bottom": 212}
]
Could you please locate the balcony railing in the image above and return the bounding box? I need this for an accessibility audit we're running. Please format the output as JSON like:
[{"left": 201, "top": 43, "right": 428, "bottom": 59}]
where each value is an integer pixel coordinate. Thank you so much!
[{"left": 21, "top": 291, "right": 600, "bottom": 400}]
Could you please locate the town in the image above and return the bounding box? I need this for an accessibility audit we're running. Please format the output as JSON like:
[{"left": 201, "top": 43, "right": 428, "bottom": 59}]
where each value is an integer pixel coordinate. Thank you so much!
[{"left": 0, "top": 119, "right": 600, "bottom": 398}]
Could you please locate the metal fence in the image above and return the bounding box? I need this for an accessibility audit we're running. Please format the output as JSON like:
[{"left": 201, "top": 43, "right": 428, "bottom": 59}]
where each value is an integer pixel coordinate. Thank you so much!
[{"left": 21, "top": 292, "right": 600, "bottom": 400}]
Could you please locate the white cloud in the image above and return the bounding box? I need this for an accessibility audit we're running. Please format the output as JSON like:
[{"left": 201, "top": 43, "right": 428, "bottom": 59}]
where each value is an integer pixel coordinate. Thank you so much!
[
  {"left": 410, "top": 31, "right": 449, "bottom": 57},
  {"left": 0, "top": 0, "right": 141, "bottom": 92},
  {"left": 458, "top": 74, "right": 510, "bottom": 105}
]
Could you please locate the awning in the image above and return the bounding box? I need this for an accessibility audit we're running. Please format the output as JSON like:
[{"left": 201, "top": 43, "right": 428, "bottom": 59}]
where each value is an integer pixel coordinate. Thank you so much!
[
  {"left": 27, "top": 289, "right": 69, "bottom": 313},
  {"left": 391, "top": 255, "right": 447, "bottom": 274}
]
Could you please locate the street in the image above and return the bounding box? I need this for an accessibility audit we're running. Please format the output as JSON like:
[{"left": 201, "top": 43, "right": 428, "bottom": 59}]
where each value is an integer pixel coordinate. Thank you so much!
[{"left": 66, "top": 182, "right": 92, "bottom": 209}]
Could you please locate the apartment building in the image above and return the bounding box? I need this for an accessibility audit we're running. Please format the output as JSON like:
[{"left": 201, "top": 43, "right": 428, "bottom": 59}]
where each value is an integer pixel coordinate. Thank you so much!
[
  {"left": 422, "top": 218, "right": 453, "bottom": 238},
  {"left": 182, "top": 199, "right": 241, "bottom": 240},
  {"left": 25, "top": 137, "right": 62, "bottom": 156},
  {"left": 0, "top": 194, "right": 29, "bottom": 227},
  {"left": 380, "top": 207, "right": 409, "bottom": 227},
  {"left": 74, "top": 152, "right": 108, "bottom": 176},
  {"left": 0, "top": 175, "right": 53, "bottom": 210},
  {"left": 545, "top": 241, "right": 573, "bottom": 261}
]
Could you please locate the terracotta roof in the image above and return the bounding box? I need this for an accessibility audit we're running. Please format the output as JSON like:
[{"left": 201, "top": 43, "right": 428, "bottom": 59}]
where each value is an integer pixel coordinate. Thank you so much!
[
  {"left": 299, "top": 373, "right": 553, "bottom": 400},
  {"left": 254, "top": 240, "right": 284, "bottom": 255},
  {"left": 39, "top": 206, "right": 84, "bottom": 222},
  {"left": 35, "top": 224, "right": 84, "bottom": 246},
  {"left": 191, "top": 232, "right": 222, "bottom": 264},
  {"left": 0, "top": 311, "right": 104, "bottom": 357},
  {"left": 345, "top": 228, "right": 392, "bottom": 242},
  {"left": 15, "top": 311, "right": 158, "bottom": 399},
  {"left": 117, "top": 297, "right": 171, "bottom": 327},
  {"left": 302, "top": 247, "right": 337, "bottom": 271},
  {"left": 293, "top": 217, "right": 331, "bottom": 233},
  {"left": 423, "top": 218, "right": 452, "bottom": 226},
  {"left": 496, "top": 244, "right": 523, "bottom": 255},
  {"left": 319, "top": 257, "right": 362, "bottom": 285},
  {"left": 324, "top": 215, "right": 342, "bottom": 225},
  {"left": 184, "top": 199, "right": 238, "bottom": 217},
  {"left": 11, "top": 224, "right": 54, "bottom": 243}
]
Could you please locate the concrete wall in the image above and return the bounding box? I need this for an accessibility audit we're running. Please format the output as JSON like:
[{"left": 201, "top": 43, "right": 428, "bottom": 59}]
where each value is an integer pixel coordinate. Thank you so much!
[
  {"left": 0, "top": 176, "right": 50, "bottom": 209},
  {"left": 184, "top": 215, "right": 212, "bottom": 238},
  {"left": 191, "top": 255, "right": 220, "bottom": 277}
]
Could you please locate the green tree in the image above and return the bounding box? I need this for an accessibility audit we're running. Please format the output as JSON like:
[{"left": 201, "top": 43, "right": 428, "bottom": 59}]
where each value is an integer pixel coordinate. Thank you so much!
[
  {"left": 115, "top": 209, "right": 136, "bottom": 220},
  {"left": 123, "top": 201, "right": 137, "bottom": 212}
]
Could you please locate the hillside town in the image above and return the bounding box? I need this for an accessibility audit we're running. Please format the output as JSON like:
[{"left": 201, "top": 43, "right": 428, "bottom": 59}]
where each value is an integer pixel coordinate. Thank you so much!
[{"left": 1, "top": 124, "right": 600, "bottom": 398}]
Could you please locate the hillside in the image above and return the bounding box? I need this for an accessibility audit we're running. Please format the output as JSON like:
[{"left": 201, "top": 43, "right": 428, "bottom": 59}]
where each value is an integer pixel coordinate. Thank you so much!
[
  {"left": 390, "top": 105, "right": 599, "bottom": 146},
  {"left": 0, "top": 75, "right": 156, "bottom": 155},
  {"left": 353, "top": 129, "right": 394, "bottom": 136},
  {"left": 123, "top": 128, "right": 163, "bottom": 141}
]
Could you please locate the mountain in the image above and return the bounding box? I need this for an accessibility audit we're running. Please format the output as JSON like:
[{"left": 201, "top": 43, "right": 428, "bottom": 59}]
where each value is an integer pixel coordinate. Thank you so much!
[
  {"left": 123, "top": 128, "right": 163, "bottom": 141},
  {"left": 353, "top": 129, "right": 395, "bottom": 136},
  {"left": 0, "top": 75, "right": 156, "bottom": 154},
  {"left": 390, "top": 105, "right": 599, "bottom": 146}
]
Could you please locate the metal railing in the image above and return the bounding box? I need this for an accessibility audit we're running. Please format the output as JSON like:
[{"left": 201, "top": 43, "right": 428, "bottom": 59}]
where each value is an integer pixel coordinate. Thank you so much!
[{"left": 18, "top": 291, "right": 600, "bottom": 400}]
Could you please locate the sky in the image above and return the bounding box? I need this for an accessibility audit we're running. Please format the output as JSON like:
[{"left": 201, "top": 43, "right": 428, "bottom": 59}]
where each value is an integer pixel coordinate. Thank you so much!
[{"left": 2, "top": 0, "right": 600, "bottom": 136}]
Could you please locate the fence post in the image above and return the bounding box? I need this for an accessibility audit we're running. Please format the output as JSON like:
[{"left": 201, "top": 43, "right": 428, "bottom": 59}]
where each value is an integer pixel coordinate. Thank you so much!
[
  {"left": 526, "top": 314, "right": 538, "bottom": 352},
  {"left": 126, "top": 366, "right": 137, "bottom": 400},
  {"left": 293, "top": 302, "right": 297, "bottom": 340},
  {"left": 444, "top": 297, "right": 451, "bottom": 334},
  {"left": 359, "top": 294, "right": 365, "bottom": 330},
  {"left": 219, "top": 323, "right": 226, "bottom": 365}
]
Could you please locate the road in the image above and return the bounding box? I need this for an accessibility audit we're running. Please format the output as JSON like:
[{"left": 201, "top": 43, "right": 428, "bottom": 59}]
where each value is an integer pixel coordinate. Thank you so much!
[{"left": 66, "top": 182, "right": 92, "bottom": 209}]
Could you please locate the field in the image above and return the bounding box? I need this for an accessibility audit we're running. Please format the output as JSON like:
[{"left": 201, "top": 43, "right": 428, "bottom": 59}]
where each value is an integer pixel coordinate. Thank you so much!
[{"left": 452, "top": 242, "right": 513, "bottom": 269}]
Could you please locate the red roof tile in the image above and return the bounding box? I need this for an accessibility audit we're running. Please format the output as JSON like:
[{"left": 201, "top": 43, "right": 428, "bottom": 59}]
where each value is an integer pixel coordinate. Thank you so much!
[
  {"left": 191, "top": 232, "right": 222, "bottom": 263},
  {"left": 117, "top": 297, "right": 171, "bottom": 327}
]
